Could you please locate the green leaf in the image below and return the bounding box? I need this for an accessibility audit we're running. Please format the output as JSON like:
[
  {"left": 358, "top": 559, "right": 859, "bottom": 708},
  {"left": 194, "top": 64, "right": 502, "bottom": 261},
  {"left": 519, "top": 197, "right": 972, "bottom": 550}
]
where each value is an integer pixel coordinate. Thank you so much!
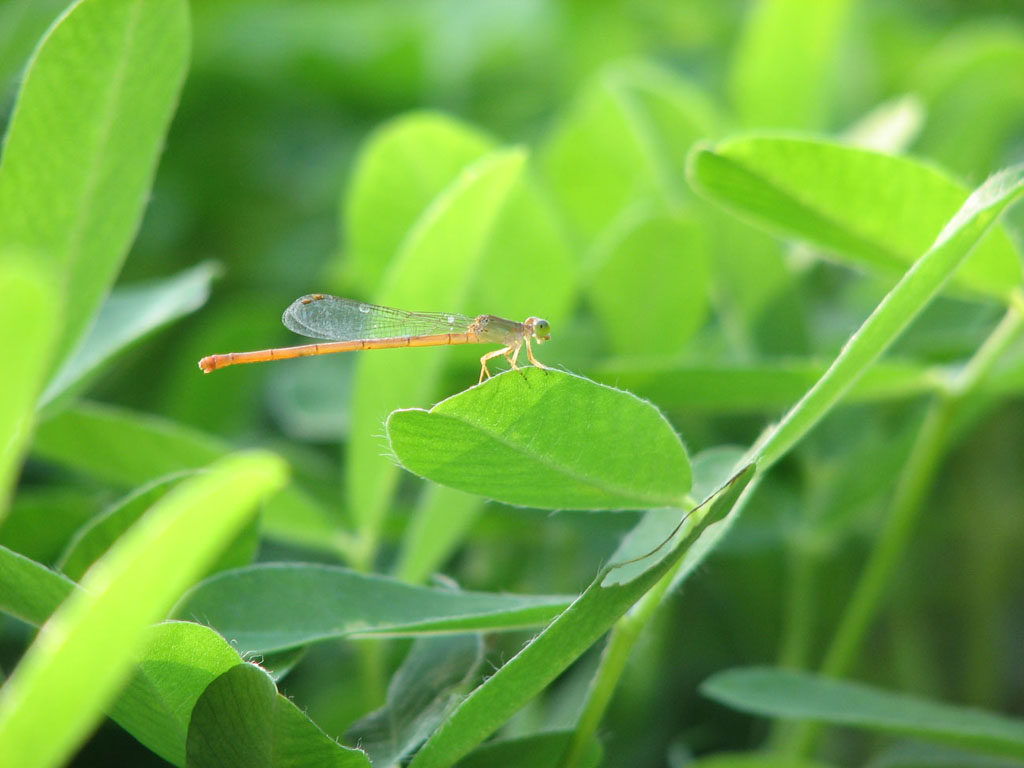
[
  {"left": 593, "top": 358, "right": 939, "bottom": 413},
  {"left": 0, "top": 450, "right": 287, "bottom": 768},
  {"left": 702, "top": 667, "right": 1024, "bottom": 760},
  {"left": 57, "top": 472, "right": 259, "bottom": 582},
  {"left": 407, "top": 465, "right": 755, "bottom": 768},
  {"left": 387, "top": 368, "right": 692, "bottom": 510},
  {"left": 0, "top": 255, "right": 60, "bottom": 515},
  {"left": 729, "top": 0, "right": 851, "bottom": 129},
  {"left": 346, "top": 635, "right": 483, "bottom": 768},
  {"left": 342, "top": 111, "right": 494, "bottom": 295},
  {"left": 452, "top": 731, "right": 602, "bottom": 768},
  {"left": 0, "top": 544, "right": 77, "bottom": 626},
  {"left": 588, "top": 211, "right": 710, "bottom": 356},
  {"left": 172, "top": 563, "right": 572, "bottom": 654},
  {"left": 186, "top": 662, "right": 369, "bottom": 768},
  {"left": 755, "top": 164, "right": 1024, "bottom": 471},
  {"left": 40, "top": 262, "right": 218, "bottom": 409},
  {"left": 0, "top": 0, "right": 190, "bottom": 365},
  {"left": 111, "top": 621, "right": 243, "bottom": 768},
  {"left": 542, "top": 61, "right": 716, "bottom": 246},
  {"left": 687, "top": 137, "right": 1022, "bottom": 300},
  {"left": 32, "top": 401, "right": 347, "bottom": 555},
  {"left": 346, "top": 148, "right": 526, "bottom": 539}
]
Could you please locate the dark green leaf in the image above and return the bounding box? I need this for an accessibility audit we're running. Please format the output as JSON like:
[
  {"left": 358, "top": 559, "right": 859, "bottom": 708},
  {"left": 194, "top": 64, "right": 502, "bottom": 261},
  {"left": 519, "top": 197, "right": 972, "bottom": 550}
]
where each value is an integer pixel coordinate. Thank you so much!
[
  {"left": 702, "top": 667, "right": 1024, "bottom": 760},
  {"left": 172, "top": 563, "right": 571, "bottom": 654},
  {"left": 186, "top": 662, "right": 369, "bottom": 768}
]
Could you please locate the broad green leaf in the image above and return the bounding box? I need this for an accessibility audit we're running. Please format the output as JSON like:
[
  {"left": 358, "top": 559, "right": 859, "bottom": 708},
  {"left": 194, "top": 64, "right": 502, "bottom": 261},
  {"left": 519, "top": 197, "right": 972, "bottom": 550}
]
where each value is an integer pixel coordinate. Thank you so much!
[
  {"left": 172, "top": 563, "right": 572, "bottom": 654},
  {"left": 111, "top": 621, "right": 242, "bottom": 768},
  {"left": 729, "top": 0, "right": 851, "bottom": 129},
  {"left": 57, "top": 473, "right": 259, "bottom": 582},
  {"left": 346, "top": 635, "right": 483, "bottom": 768},
  {"left": 452, "top": 730, "right": 602, "bottom": 768},
  {"left": 342, "top": 111, "right": 493, "bottom": 295},
  {"left": 0, "top": 0, "right": 190, "bottom": 365},
  {"left": 393, "top": 485, "right": 482, "bottom": 584},
  {"left": 913, "top": 26, "right": 1024, "bottom": 178},
  {"left": 542, "top": 61, "right": 716, "bottom": 246},
  {"left": 588, "top": 211, "right": 709, "bottom": 356},
  {"left": 346, "top": 148, "right": 525, "bottom": 539},
  {"left": 408, "top": 465, "right": 755, "bottom": 768},
  {"left": 0, "top": 451, "right": 287, "bottom": 768},
  {"left": 755, "top": 164, "right": 1024, "bottom": 471},
  {"left": 186, "top": 662, "right": 369, "bottom": 768},
  {"left": 0, "top": 256, "right": 59, "bottom": 515},
  {"left": 867, "top": 742, "right": 1024, "bottom": 768},
  {"left": 387, "top": 368, "right": 692, "bottom": 510},
  {"left": 593, "top": 358, "right": 939, "bottom": 413},
  {"left": 702, "top": 667, "right": 1024, "bottom": 760},
  {"left": 687, "top": 137, "right": 1022, "bottom": 300},
  {"left": 0, "top": 544, "right": 77, "bottom": 626},
  {"left": 31, "top": 401, "right": 348, "bottom": 555},
  {"left": 40, "top": 262, "right": 218, "bottom": 409}
]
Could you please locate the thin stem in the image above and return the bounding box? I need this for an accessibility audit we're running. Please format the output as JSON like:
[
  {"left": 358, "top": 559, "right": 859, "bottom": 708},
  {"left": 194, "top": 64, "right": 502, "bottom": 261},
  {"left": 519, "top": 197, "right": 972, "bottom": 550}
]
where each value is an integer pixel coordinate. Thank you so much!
[
  {"left": 785, "top": 298, "right": 1024, "bottom": 757},
  {"left": 560, "top": 546, "right": 689, "bottom": 768}
]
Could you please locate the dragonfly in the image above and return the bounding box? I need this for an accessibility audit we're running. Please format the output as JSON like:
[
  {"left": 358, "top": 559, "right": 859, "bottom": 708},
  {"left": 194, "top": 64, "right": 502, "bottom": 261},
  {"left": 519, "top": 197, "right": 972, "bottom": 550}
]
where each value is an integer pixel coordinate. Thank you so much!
[{"left": 198, "top": 294, "right": 551, "bottom": 384}]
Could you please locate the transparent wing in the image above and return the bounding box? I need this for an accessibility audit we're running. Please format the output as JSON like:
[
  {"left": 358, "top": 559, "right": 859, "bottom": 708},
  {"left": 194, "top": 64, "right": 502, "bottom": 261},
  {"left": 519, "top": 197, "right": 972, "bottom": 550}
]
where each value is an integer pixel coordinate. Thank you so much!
[{"left": 282, "top": 294, "right": 476, "bottom": 341}]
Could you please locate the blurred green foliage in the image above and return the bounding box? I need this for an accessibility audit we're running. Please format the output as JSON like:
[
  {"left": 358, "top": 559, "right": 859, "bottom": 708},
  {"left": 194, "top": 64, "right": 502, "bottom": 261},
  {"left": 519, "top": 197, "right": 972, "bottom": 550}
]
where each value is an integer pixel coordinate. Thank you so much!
[{"left": 2, "top": 1, "right": 1024, "bottom": 767}]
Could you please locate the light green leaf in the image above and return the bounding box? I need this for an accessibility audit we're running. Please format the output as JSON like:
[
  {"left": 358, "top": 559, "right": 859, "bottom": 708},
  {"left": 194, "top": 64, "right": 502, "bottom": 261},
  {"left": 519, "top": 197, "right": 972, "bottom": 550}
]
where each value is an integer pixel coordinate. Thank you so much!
[
  {"left": 687, "top": 137, "right": 1022, "bottom": 300},
  {"left": 843, "top": 95, "right": 925, "bottom": 154},
  {"left": 40, "top": 262, "right": 217, "bottom": 409},
  {"left": 542, "top": 61, "right": 716, "bottom": 245},
  {"left": 702, "top": 667, "right": 1024, "bottom": 760},
  {"left": 588, "top": 211, "right": 709, "bottom": 356},
  {"left": 452, "top": 730, "right": 602, "bottom": 768},
  {"left": 387, "top": 368, "right": 692, "bottom": 510},
  {"left": 408, "top": 465, "right": 755, "bottom": 768},
  {"left": 729, "top": 0, "right": 851, "bottom": 129},
  {"left": 0, "top": 255, "right": 59, "bottom": 516},
  {"left": 0, "top": 450, "right": 287, "bottom": 768},
  {"left": 186, "top": 662, "right": 369, "bottom": 768},
  {"left": 346, "top": 635, "right": 483, "bottom": 768},
  {"left": 346, "top": 148, "right": 525, "bottom": 539},
  {"left": 593, "top": 358, "right": 940, "bottom": 413},
  {"left": 0, "top": 544, "right": 77, "bottom": 626},
  {"left": 342, "top": 111, "right": 494, "bottom": 295},
  {"left": 31, "top": 401, "right": 348, "bottom": 555},
  {"left": 0, "top": 0, "right": 190, "bottom": 364},
  {"left": 172, "top": 563, "right": 572, "bottom": 654},
  {"left": 755, "top": 164, "right": 1024, "bottom": 471}
]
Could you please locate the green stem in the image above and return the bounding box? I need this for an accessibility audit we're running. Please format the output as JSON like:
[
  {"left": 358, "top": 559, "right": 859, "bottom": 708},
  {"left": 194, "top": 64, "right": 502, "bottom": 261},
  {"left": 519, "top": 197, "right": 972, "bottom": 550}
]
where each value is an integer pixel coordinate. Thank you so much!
[
  {"left": 560, "top": 546, "right": 689, "bottom": 768},
  {"left": 785, "top": 298, "right": 1024, "bottom": 757}
]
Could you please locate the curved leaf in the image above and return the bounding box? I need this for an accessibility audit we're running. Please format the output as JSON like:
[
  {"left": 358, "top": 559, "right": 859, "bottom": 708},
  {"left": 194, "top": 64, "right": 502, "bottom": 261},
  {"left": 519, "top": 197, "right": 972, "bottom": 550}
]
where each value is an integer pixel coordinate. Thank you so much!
[
  {"left": 0, "top": 0, "right": 190, "bottom": 364},
  {"left": 186, "top": 662, "right": 369, "bottom": 768},
  {"left": 172, "top": 563, "right": 571, "bottom": 654},
  {"left": 388, "top": 368, "right": 692, "bottom": 510},
  {"left": 687, "top": 137, "right": 1022, "bottom": 300}
]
